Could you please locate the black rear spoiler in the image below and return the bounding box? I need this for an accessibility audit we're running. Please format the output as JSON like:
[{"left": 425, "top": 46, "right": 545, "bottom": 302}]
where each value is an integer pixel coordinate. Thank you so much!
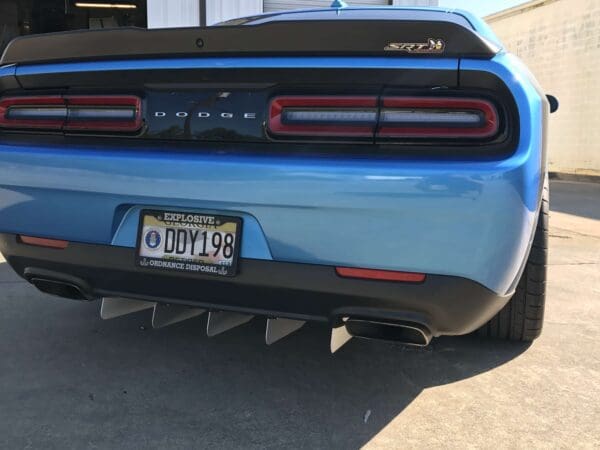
[{"left": 1, "top": 19, "right": 499, "bottom": 66}]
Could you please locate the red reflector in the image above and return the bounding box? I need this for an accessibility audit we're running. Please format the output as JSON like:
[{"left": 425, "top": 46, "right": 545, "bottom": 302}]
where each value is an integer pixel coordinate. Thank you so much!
[
  {"left": 335, "top": 267, "right": 426, "bottom": 283},
  {"left": 378, "top": 97, "right": 499, "bottom": 139},
  {"left": 19, "top": 235, "right": 69, "bottom": 249},
  {"left": 268, "top": 96, "right": 378, "bottom": 138}
]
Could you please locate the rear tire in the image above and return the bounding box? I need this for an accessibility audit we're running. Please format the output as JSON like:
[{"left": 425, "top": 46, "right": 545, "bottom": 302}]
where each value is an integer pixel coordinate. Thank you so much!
[{"left": 478, "top": 178, "right": 548, "bottom": 341}]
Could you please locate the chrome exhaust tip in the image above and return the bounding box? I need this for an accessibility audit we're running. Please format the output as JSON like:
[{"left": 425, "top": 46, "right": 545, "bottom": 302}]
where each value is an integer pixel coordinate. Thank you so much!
[
  {"left": 29, "top": 277, "right": 92, "bottom": 301},
  {"left": 345, "top": 319, "right": 432, "bottom": 347}
]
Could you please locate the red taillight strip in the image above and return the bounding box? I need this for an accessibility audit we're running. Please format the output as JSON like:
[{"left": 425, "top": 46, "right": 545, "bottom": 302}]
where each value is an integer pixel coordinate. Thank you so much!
[
  {"left": 19, "top": 235, "right": 69, "bottom": 249},
  {"left": 268, "top": 96, "right": 378, "bottom": 137},
  {"left": 267, "top": 95, "right": 500, "bottom": 141},
  {"left": 64, "top": 95, "right": 142, "bottom": 132},
  {"left": 336, "top": 267, "right": 426, "bottom": 283},
  {"left": 378, "top": 97, "right": 499, "bottom": 139},
  {"left": 0, "top": 96, "right": 65, "bottom": 130},
  {"left": 0, "top": 95, "right": 142, "bottom": 132}
]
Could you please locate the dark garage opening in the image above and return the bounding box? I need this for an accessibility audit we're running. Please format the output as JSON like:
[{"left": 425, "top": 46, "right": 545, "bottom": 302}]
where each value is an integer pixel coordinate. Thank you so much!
[{"left": 0, "top": 0, "right": 147, "bottom": 54}]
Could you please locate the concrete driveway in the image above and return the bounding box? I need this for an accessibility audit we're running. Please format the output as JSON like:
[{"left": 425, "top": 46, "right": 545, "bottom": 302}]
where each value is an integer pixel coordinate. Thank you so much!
[{"left": 0, "top": 180, "right": 598, "bottom": 449}]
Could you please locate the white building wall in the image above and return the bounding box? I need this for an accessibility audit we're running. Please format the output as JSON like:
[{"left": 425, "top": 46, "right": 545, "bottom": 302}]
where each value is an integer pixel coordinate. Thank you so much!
[
  {"left": 392, "top": 0, "right": 438, "bottom": 4},
  {"left": 147, "top": 0, "right": 200, "bottom": 28},
  {"left": 206, "top": 0, "right": 263, "bottom": 25},
  {"left": 264, "top": 0, "right": 437, "bottom": 11},
  {"left": 147, "top": 1, "right": 438, "bottom": 29},
  {"left": 487, "top": 0, "right": 600, "bottom": 176},
  {"left": 264, "top": 1, "right": 387, "bottom": 12}
]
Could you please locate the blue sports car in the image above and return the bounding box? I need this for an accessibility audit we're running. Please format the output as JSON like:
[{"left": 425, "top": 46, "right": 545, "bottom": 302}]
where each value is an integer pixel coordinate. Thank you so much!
[{"left": 0, "top": 6, "right": 555, "bottom": 352}]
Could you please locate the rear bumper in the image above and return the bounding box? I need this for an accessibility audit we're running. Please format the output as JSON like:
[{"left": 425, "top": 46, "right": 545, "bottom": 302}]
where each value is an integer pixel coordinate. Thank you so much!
[
  {"left": 0, "top": 233, "right": 510, "bottom": 336},
  {"left": 0, "top": 135, "right": 540, "bottom": 295}
]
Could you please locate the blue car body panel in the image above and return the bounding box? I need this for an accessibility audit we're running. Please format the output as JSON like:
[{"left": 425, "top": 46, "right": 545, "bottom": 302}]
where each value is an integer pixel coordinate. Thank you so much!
[
  {"left": 0, "top": 9, "right": 546, "bottom": 302},
  {"left": 0, "top": 56, "right": 543, "bottom": 296},
  {"left": 13, "top": 56, "right": 459, "bottom": 77}
]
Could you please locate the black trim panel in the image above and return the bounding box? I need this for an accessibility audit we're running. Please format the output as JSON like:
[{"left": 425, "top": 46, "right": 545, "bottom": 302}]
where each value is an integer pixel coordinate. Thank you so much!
[
  {"left": 0, "top": 68, "right": 20, "bottom": 92},
  {"left": 1, "top": 68, "right": 521, "bottom": 157},
  {"left": 1, "top": 19, "right": 498, "bottom": 65},
  {"left": 0, "top": 234, "right": 510, "bottom": 336}
]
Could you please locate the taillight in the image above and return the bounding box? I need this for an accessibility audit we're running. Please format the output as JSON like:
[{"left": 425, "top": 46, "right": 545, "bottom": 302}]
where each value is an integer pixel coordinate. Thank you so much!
[
  {"left": 0, "top": 96, "right": 66, "bottom": 130},
  {"left": 378, "top": 97, "right": 499, "bottom": 139},
  {"left": 64, "top": 96, "right": 142, "bottom": 132},
  {"left": 267, "top": 95, "right": 500, "bottom": 142},
  {"left": 268, "top": 96, "right": 378, "bottom": 138},
  {"left": 0, "top": 95, "right": 142, "bottom": 133}
]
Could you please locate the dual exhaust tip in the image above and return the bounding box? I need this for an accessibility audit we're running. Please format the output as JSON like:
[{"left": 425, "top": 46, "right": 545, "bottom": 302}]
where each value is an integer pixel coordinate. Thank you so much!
[
  {"left": 29, "top": 276, "right": 432, "bottom": 353},
  {"left": 331, "top": 318, "right": 431, "bottom": 353},
  {"left": 29, "top": 277, "right": 91, "bottom": 301},
  {"left": 346, "top": 319, "right": 432, "bottom": 347}
]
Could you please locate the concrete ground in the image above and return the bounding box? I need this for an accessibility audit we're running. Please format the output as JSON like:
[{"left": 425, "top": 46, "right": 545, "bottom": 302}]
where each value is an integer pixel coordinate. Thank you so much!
[{"left": 0, "top": 180, "right": 598, "bottom": 449}]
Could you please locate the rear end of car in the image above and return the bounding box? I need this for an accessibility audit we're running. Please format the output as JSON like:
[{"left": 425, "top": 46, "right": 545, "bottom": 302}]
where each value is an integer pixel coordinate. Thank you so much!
[{"left": 0, "top": 7, "right": 549, "bottom": 351}]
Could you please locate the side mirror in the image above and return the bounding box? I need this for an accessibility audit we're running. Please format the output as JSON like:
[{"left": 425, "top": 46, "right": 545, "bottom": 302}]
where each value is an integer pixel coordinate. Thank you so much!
[{"left": 547, "top": 95, "right": 559, "bottom": 113}]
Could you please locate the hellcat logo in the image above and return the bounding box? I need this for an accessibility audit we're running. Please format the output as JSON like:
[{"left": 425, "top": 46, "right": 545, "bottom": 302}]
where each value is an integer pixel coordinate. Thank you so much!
[{"left": 384, "top": 38, "right": 445, "bottom": 54}]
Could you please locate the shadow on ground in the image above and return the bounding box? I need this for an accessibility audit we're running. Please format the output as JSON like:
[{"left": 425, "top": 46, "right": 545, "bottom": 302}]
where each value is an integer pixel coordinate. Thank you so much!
[
  {"left": 550, "top": 180, "right": 600, "bottom": 220},
  {"left": 0, "top": 261, "right": 529, "bottom": 449}
]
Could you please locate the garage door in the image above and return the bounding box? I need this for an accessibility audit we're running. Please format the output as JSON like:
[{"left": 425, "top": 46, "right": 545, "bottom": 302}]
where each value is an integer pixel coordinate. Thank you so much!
[{"left": 264, "top": 0, "right": 390, "bottom": 13}]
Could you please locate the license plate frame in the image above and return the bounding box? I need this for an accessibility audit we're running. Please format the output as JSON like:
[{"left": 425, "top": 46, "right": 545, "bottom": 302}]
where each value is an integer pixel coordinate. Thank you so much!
[{"left": 135, "top": 209, "right": 242, "bottom": 277}]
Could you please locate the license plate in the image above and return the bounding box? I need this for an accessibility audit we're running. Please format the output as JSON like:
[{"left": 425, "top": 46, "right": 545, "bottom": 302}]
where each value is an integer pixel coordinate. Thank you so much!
[{"left": 136, "top": 210, "right": 242, "bottom": 277}]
